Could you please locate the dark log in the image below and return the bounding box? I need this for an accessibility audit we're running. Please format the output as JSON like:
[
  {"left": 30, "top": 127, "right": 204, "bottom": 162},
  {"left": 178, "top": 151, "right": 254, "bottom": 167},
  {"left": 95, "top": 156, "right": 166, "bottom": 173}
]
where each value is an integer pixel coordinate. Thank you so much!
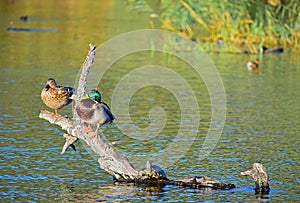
[
  {"left": 39, "top": 44, "right": 235, "bottom": 191},
  {"left": 241, "top": 163, "right": 270, "bottom": 194},
  {"left": 170, "top": 176, "right": 235, "bottom": 190}
]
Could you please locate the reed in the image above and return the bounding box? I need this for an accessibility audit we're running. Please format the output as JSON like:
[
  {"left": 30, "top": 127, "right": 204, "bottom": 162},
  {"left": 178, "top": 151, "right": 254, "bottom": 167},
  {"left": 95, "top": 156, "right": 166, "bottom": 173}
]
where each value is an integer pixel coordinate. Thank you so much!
[
  {"left": 126, "top": 0, "right": 299, "bottom": 57},
  {"left": 159, "top": 0, "right": 299, "bottom": 55}
]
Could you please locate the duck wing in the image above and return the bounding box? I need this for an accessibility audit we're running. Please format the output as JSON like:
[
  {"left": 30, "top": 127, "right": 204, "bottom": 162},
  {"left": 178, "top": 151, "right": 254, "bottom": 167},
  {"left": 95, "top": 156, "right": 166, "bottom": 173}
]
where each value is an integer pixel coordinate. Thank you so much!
[
  {"left": 99, "top": 102, "right": 116, "bottom": 122},
  {"left": 56, "top": 85, "right": 75, "bottom": 99}
]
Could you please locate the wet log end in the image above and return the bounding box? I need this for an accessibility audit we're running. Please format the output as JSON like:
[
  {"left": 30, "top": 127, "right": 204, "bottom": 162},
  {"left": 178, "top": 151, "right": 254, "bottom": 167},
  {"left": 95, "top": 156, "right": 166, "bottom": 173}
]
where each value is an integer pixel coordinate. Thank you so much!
[{"left": 241, "top": 163, "right": 270, "bottom": 194}]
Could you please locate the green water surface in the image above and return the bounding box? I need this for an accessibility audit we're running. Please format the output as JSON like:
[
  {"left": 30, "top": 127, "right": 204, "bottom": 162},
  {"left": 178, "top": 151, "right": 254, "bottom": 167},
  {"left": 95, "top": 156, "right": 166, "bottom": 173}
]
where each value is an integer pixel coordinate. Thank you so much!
[{"left": 0, "top": 1, "right": 299, "bottom": 202}]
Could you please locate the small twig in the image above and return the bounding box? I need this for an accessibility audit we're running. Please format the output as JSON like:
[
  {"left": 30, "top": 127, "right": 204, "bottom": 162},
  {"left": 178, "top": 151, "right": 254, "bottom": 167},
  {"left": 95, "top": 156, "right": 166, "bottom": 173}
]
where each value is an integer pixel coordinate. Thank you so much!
[{"left": 61, "top": 134, "right": 78, "bottom": 154}]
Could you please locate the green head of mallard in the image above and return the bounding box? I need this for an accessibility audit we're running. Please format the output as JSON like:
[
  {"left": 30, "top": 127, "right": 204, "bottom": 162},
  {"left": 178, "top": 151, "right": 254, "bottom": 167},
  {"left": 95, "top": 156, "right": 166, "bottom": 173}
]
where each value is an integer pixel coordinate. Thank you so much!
[{"left": 88, "top": 89, "right": 102, "bottom": 103}]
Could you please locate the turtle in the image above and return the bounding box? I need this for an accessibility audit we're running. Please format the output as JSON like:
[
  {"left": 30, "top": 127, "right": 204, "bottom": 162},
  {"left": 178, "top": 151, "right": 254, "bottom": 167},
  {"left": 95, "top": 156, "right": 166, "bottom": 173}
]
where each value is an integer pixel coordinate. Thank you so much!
[{"left": 140, "top": 161, "right": 168, "bottom": 180}]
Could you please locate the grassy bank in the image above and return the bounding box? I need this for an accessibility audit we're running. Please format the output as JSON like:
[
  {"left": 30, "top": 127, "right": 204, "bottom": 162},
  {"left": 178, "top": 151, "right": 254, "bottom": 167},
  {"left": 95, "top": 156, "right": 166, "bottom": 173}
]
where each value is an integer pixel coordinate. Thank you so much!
[{"left": 128, "top": 0, "right": 300, "bottom": 56}]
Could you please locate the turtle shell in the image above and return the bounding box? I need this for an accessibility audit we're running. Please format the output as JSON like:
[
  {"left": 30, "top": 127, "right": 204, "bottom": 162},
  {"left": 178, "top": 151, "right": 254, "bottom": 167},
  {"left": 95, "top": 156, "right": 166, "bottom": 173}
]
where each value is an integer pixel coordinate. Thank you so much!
[
  {"left": 151, "top": 164, "right": 167, "bottom": 178},
  {"left": 141, "top": 161, "right": 167, "bottom": 178}
]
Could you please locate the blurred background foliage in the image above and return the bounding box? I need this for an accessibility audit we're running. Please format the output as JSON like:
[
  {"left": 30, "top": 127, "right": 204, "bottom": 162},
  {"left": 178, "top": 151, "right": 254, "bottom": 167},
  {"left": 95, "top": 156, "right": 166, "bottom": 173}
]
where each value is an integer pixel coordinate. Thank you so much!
[{"left": 127, "top": 0, "right": 299, "bottom": 55}]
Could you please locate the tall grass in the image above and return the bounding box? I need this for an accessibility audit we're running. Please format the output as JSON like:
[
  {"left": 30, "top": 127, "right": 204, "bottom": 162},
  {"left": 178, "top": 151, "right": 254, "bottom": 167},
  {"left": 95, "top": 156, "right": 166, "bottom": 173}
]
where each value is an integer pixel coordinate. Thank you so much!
[
  {"left": 127, "top": 0, "right": 299, "bottom": 56},
  {"left": 159, "top": 0, "right": 299, "bottom": 55}
]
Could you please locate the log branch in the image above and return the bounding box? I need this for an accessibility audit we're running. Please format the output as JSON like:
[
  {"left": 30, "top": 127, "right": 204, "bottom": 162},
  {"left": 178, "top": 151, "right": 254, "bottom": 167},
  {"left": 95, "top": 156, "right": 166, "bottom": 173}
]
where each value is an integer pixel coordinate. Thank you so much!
[
  {"left": 39, "top": 109, "right": 236, "bottom": 189},
  {"left": 39, "top": 110, "right": 139, "bottom": 180},
  {"left": 73, "top": 43, "right": 97, "bottom": 119}
]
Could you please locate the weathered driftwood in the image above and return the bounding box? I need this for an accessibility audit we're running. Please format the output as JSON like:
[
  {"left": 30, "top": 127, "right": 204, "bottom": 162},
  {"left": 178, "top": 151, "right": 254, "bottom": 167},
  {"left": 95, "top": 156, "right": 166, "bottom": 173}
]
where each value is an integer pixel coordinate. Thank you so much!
[
  {"left": 61, "top": 133, "right": 77, "bottom": 154},
  {"left": 241, "top": 163, "right": 270, "bottom": 194},
  {"left": 39, "top": 110, "right": 139, "bottom": 180},
  {"left": 39, "top": 44, "right": 235, "bottom": 190}
]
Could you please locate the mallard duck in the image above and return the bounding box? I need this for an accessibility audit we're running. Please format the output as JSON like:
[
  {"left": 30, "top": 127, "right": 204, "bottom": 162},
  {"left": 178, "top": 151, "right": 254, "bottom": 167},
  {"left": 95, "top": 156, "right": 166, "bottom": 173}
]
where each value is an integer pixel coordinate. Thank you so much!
[
  {"left": 76, "top": 89, "right": 115, "bottom": 137},
  {"left": 246, "top": 59, "right": 259, "bottom": 71},
  {"left": 260, "top": 46, "right": 284, "bottom": 54},
  {"left": 41, "top": 78, "right": 75, "bottom": 116}
]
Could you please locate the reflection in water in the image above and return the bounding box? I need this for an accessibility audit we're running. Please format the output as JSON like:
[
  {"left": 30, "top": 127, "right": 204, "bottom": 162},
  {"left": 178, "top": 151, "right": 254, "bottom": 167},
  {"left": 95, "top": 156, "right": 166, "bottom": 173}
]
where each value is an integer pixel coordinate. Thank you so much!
[
  {"left": 57, "top": 183, "right": 231, "bottom": 202},
  {"left": 56, "top": 184, "right": 163, "bottom": 202}
]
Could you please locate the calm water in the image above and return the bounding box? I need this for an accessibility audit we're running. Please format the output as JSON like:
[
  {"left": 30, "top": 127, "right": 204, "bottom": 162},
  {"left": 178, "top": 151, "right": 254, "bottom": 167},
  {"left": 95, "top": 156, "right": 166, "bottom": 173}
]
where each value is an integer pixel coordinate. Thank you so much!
[{"left": 0, "top": 1, "right": 299, "bottom": 202}]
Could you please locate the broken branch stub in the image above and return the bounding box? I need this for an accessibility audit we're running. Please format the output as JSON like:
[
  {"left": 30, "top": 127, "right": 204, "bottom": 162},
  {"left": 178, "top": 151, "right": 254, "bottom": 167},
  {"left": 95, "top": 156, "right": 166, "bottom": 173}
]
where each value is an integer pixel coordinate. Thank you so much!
[{"left": 241, "top": 163, "right": 270, "bottom": 194}]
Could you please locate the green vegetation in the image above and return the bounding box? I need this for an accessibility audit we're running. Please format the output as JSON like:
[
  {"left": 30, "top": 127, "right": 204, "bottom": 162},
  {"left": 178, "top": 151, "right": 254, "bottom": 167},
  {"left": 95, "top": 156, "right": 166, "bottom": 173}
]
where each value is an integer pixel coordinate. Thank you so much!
[{"left": 128, "top": 0, "right": 300, "bottom": 55}]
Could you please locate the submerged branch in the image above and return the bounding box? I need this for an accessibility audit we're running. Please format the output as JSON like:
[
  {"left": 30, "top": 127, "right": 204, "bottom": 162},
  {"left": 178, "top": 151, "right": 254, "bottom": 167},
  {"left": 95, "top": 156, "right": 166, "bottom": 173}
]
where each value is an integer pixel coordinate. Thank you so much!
[{"left": 170, "top": 176, "right": 235, "bottom": 190}]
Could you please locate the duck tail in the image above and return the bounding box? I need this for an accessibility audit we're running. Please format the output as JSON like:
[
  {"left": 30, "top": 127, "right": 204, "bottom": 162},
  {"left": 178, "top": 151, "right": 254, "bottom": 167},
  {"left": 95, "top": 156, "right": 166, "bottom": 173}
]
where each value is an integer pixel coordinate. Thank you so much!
[{"left": 66, "top": 87, "right": 75, "bottom": 99}]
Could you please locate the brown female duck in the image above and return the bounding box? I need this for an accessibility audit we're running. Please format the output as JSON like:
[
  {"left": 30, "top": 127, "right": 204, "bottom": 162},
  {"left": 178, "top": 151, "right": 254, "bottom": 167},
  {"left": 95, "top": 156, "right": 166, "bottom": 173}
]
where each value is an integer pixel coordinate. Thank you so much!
[{"left": 41, "top": 78, "right": 75, "bottom": 116}]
